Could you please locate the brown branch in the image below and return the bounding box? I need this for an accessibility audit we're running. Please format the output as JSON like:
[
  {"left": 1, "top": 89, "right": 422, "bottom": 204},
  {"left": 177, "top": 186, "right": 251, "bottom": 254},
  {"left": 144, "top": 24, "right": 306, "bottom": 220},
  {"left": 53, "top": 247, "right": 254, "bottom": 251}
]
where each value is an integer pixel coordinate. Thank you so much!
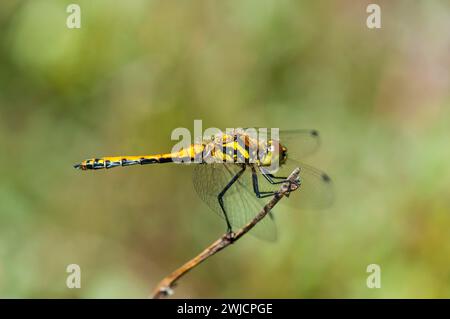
[{"left": 151, "top": 167, "right": 301, "bottom": 299}]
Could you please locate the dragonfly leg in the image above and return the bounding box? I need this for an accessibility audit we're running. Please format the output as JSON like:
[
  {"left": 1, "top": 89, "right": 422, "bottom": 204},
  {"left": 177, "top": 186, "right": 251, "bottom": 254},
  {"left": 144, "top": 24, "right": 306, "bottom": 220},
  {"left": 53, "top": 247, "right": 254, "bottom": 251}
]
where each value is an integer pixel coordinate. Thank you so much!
[
  {"left": 251, "top": 167, "right": 278, "bottom": 199},
  {"left": 260, "top": 170, "right": 301, "bottom": 197},
  {"left": 261, "top": 173, "right": 288, "bottom": 185},
  {"left": 250, "top": 166, "right": 278, "bottom": 220},
  {"left": 218, "top": 165, "right": 246, "bottom": 235}
]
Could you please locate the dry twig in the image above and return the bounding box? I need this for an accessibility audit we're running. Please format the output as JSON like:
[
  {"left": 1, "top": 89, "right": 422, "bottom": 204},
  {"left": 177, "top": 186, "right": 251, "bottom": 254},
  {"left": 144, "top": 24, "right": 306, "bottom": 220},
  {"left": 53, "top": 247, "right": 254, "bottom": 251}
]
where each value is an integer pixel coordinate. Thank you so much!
[{"left": 151, "top": 167, "right": 301, "bottom": 299}]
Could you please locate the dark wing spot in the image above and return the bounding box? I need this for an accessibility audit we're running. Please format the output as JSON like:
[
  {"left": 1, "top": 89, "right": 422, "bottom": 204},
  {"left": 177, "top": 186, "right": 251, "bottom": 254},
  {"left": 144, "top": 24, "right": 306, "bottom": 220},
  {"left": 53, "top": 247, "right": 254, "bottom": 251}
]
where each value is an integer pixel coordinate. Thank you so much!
[
  {"left": 321, "top": 173, "right": 331, "bottom": 183},
  {"left": 310, "top": 130, "right": 319, "bottom": 137}
]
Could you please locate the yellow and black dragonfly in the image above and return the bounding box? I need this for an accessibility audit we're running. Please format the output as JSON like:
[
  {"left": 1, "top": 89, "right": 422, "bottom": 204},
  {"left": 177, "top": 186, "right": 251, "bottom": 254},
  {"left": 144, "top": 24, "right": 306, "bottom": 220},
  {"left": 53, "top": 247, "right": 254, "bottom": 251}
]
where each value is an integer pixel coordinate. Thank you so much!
[{"left": 74, "top": 129, "right": 333, "bottom": 240}]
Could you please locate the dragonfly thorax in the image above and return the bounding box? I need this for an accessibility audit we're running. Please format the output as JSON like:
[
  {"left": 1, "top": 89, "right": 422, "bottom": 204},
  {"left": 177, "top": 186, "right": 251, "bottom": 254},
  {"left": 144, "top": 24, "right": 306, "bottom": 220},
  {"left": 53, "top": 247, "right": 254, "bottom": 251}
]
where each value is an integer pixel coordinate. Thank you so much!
[{"left": 199, "top": 132, "right": 288, "bottom": 167}]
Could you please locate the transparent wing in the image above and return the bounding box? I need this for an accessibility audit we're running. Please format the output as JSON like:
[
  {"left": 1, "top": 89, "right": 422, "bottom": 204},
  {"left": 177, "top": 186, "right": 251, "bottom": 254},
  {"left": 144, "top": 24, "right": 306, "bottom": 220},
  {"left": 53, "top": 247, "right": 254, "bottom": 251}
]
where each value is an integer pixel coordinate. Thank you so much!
[
  {"left": 202, "top": 128, "right": 321, "bottom": 159},
  {"left": 242, "top": 128, "right": 321, "bottom": 158},
  {"left": 277, "top": 129, "right": 321, "bottom": 159},
  {"left": 259, "top": 159, "right": 334, "bottom": 210},
  {"left": 192, "top": 163, "right": 277, "bottom": 241}
]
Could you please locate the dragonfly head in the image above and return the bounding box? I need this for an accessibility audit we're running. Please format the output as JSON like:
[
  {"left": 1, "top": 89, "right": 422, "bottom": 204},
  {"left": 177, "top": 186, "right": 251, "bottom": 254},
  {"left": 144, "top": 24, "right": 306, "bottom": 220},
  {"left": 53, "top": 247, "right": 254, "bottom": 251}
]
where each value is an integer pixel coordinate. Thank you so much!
[
  {"left": 259, "top": 140, "right": 288, "bottom": 166},
  {"left": 280, "top": 144, "right": 288, "bottom": 164}
]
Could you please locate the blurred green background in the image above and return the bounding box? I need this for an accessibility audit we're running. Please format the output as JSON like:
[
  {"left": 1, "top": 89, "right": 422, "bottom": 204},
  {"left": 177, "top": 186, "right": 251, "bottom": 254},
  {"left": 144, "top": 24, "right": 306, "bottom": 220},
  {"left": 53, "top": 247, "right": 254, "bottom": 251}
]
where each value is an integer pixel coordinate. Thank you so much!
[{"left": 1, "top": 0, "right": 450, "bottom": 298}]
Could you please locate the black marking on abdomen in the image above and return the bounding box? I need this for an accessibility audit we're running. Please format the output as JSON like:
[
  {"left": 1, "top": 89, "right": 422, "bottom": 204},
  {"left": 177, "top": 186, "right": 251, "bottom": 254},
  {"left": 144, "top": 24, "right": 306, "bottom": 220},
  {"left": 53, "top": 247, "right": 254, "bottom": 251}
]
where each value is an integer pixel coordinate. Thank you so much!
[
  {"left": 121, "top": 159, "right": 140, "bottom": 166},
  {"left": 90, "top": 158, "right": 104, "bottom": 170},
  {"left": 140, "top": 157, "right": 173, "bottom": 165},
  {"left": 140, "top": 158, "right": 159, "bottom": 164}
]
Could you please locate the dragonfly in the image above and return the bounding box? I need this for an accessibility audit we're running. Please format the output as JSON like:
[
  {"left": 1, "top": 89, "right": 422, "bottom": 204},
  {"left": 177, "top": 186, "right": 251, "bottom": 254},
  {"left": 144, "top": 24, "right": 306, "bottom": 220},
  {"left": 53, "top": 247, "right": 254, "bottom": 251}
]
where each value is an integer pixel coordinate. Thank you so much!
[{"left": 74, "top": 128, "right": 333, "bottom": 240}]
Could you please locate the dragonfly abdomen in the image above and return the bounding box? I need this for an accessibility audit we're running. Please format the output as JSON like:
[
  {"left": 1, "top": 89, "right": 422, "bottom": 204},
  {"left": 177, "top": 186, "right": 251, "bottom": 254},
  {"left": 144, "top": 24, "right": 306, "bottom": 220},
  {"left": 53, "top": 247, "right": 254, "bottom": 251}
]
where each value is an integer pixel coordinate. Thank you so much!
[
  {"left": 74, "top": 144, "right": 206, "bottom": 170},
  {"left": 74, "top": 154, "right": 174, "bottom": 170}
]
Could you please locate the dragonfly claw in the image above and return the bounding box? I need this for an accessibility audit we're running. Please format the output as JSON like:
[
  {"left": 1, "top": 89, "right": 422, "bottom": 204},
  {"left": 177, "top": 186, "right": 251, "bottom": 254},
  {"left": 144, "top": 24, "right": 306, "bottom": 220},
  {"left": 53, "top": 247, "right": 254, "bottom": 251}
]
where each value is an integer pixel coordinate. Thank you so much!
[
  {"left": 225, "top": 231, "right": 236, "bottom": 242},
  {"left": 285, "top": 179, "right": 300, "bottom": 197}
]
